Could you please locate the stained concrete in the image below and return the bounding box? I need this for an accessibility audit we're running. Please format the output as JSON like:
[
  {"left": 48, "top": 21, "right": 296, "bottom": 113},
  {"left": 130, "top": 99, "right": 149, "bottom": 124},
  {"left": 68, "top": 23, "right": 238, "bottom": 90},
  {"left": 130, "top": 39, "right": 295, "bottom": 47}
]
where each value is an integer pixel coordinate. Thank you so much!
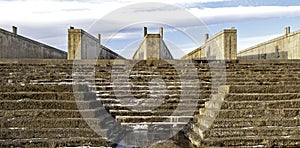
[
  {"left": 182, "top": 27, "right": 237, "bottom": 60},
  {"left": 0, "top": 27, "right": 67, "bottom": 59},
  {"left": 1, "top": 59, "right": 300, "bottom": 147},
  {"left": 238, "top": 27, "right": 300, "bottom": 60},
  {"left": 68, "top": 27, "right": 124, "bottom": 60},
  {"left": 132, "top": 27, "right": 173, "bottom": 60}
]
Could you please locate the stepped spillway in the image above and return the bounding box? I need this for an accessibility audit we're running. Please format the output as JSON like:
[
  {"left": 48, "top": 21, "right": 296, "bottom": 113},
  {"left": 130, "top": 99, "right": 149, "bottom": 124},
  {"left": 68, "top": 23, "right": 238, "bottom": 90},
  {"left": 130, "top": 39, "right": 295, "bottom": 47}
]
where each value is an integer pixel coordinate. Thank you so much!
[{"left": 0, "top": 59, "right": 299, "bottom": 147}]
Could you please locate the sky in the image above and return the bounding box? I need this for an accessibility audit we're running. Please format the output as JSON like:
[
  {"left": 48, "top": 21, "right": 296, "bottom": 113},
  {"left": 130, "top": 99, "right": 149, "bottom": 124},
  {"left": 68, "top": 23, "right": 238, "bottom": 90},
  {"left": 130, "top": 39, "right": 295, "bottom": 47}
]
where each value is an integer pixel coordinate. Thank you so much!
[{"left": 0, "top": 0, "right": 300, "bottom": 58}]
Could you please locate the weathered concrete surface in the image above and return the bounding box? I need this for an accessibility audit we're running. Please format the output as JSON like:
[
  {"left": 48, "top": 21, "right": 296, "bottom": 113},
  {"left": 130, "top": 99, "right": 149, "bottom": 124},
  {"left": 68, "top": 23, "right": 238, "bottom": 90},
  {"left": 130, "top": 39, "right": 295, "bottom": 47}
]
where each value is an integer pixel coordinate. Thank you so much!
[
  {"left": 132, "top": 27, "right": 173, "bottom": 60},
  {"left": 0, "top": 27, "right": 67, "bottom": 59},
  {"left": 182, "top": 27, "right": 237, "bottom": 60},
  {"left": 238, "top": 27, "right": 300, "bottom": 60},
  {"left": 68, "top": 28, "right": 124, "bottom": 60},
  {"left": 1, "top": 59, "right": 300, "bottom": 147}
]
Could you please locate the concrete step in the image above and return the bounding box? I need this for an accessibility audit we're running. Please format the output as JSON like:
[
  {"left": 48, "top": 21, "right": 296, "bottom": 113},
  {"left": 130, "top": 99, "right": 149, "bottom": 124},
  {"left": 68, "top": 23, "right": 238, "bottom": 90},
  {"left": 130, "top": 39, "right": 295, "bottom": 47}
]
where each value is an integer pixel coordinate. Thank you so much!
[
  {"left": 204, "top": 127, "right": 300, "bottom": 138},
  {"left": 217, "top": 108, "right": 300, "bottom": 119},
  {"left": 225, "top": 73, "right": 300, "bottom": 78},
  {"left": 94, "top": 89, "right": 214, "bottom": 95},
  {"left": 221, "top": 99, "right": 300, "bottom": 110},
  {"left": 1, "top": 72, "right": 299, "bottom": 80},
  {"left": 225, "top": 93, "right": 300, "bottom": 101},
  {"left": 0, "top": 84, "right": 89, "bottom": 92},
  {"left": 0, "top": 68, "right": 72, "bottom": 73},
  {"left": 98, "top": 90, "right": 212, "bottom": 95},
  {"left": 97, "top": 98, "right": 121, "bottom": 104},
  {"left": 211, "top": 118, "right": 300, "bottom": 129},
  {"left": 0, "top": 128, "right": 103, "bottom": 139},
  {"left": 109, "top": 110, "right": 200, "bottom": 116},
  {"left": 98, "top": 98, "right": 207, "bottom": 105},
  {"left": 0, "top": 92, "right": 96, "bottom": 101},
  {"left": 103, "top": 103, "right": 205, "bottom": 111},
  {"left": 0, "top": 71, "right": 71, "bottom": 77},
  {"left": 0, "top": 64, "right": 300, "bottom": 73},
  {"left": 226, "top": 78, "right": 300, "bottom": 82},
  {"left": 96, "top": 95, "right": 209, "bottom": 101},
  {"left": 121, "top": 122, "right": 187, "bottom": 128},
  {"left": 0, "top": 108, "right": 106, "bottom": 118},
  {"left": 226, "top": 76, "right": 300, "bottom": 81},
  {"left": 0, "top": 137, "right": 111, "bottom": 147},
  {"left": 0, "top": 117, "right": 111, "bottom": 129},
  {"left": 22, "top": 80, "right": 300, "bottom": 87},
  {"left": 0, "top": 100, "right": 102, "bottom": 110},
  {"left": 94, "top": 74, "right": 213, "bottom": 80},
  {"left": 115, "top": 116, "right": 193, "bottom": 123},
  {"left": 93, "top": 81, "right": 210, "bottom": 85},
  {"left": 201, "top": 136, "right": 300, "bottom": 147},
  {"left": 6, "top": 73, "right": 299, "bottom": 83},
  {"left": 223, "top": 68, "right": 299, "bottom": 72},
  {"left": 226, "top": 81, "right": 300, "bottom": 85},
  {"left": 229, "top": 85, "right": 300, "bottom": 93},
  {"left": 110, "top": 71, "right": 211, "bottom": 75},
  {"left": 90, "top": 84, "right": 207, "bottom": 89}
]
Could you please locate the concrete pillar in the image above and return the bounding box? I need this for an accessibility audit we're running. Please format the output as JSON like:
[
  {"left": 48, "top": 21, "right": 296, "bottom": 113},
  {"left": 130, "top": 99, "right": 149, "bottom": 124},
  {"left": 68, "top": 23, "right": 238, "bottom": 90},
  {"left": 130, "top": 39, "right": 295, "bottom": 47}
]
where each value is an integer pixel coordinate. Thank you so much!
[
  {"left": 285, "top": 26, "right": 291, "bottom": 35},
  {"left": 159, "top": 27, "right": 163, "bottom": 38},
  {"left": 98, "top": 34, "right": 101, "bottom": 44},
  {"left": 205, "top": 34, "right": 209, "bottom": 41},
  {"left": 144, "top": 27, "right": 148, "bottom": 37},
  {"left": 12, "top": 26, "right": 17, "bottom": 35}
]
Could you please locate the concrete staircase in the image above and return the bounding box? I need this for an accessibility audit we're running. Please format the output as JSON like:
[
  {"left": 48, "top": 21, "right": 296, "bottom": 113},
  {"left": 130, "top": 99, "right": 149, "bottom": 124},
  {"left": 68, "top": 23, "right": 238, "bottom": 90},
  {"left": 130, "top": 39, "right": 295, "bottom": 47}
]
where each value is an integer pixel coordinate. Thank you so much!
[
  {"left": 1, "top": 59, "right": 300, "bottom": 147},
  {"left": 87, "top": 60, "right": 216, "bottom": 146},
  {"left": 189, "top": 61, "right": 300, "bottom": 147},
  {"left": 0, "top": 60, "right": 216, "bottom": 147},
  {"left": 0, "top": 60, "right": 123, "bottom": 147}
]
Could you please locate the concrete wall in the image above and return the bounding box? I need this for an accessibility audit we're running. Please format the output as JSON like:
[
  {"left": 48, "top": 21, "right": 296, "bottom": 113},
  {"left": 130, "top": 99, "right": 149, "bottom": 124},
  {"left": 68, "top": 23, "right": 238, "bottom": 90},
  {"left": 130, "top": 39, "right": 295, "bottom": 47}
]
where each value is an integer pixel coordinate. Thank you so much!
[
  {"left": 133, "top": 40, "right": 146, "bottom": 60},
  {"left": 160, "top": 40, "right": 173, "bottom": 60},
  {"left": 68, "top": 28, "right": 124, "bottom": 60},
  {"left": 132, "top": 27, "right": 173, "bottom": 60},
  {"left": 238, "top": 27, "right": 300, "bottom": 60},
  {"left": 182, "top": 28, "right": 237, "bottom": 60},
  {"left": 0, "top": 27, "right": 67, "bottom": 59}
]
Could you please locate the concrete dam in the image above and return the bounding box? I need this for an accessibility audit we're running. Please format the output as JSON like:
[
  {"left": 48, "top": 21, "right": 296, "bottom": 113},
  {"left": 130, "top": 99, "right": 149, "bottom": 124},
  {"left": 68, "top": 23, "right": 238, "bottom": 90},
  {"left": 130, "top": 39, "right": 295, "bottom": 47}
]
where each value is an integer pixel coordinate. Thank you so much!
[{"left": 0, "top": 26, "right": 300, "bottom": 147}]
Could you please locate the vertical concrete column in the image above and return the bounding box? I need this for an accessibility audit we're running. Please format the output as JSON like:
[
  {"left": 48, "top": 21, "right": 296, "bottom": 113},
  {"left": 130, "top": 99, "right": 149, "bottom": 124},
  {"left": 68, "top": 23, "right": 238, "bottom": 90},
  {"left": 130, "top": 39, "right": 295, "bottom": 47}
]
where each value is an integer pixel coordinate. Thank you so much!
[
  {"left": 97, "top": 33, "right": 102, "bottom": 58},
  {"left": 285, "top": 26, "right": 291, "bottom": 35},
  {"left": 68, "top": 27, "right": 75, "bottom": 59},
  {"left": 12, "top": 26, "right": 17, "bottom": 35},
  {"left": 229, "top": 28, "right": 237, "bottom": 60},
  {"left": 144, "top": 27, "right": 148, "bottom": 37},
  {"left": 159, "top": 27, "right": 163, "bottom": 38},
  {"left": 98, "top": 34, "right": 101, "bottom": 44},
  {"left": 68, "top": 27, "right": 82, "bottom": 60},
  {"left": 205, "top": 34, "right": 209, "bottom": 41}
]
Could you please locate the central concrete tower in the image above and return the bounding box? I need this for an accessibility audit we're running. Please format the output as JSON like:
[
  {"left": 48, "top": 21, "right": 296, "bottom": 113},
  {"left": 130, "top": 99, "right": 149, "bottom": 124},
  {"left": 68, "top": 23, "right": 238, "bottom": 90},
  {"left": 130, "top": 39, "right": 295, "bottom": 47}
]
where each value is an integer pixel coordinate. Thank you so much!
[{"left": 132, "top": 27, "right": 173, "bottom": 60}]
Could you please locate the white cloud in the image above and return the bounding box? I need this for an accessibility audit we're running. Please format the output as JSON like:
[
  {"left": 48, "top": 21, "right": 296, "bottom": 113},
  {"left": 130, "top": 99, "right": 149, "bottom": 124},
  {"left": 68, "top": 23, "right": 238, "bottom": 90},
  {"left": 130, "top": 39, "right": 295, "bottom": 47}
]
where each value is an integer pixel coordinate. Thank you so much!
[
  {"left": 119, "top": 0, "right": 229, "bottom": 4},
  {"left": 0, "top": 0, "right": 132, "bottom": 26},
  {"left": 1, "top": 0, "right": 299, "bottom": 56},
  {"left": 2, "top": 1, "right": 299, "bottom": 29},
  {"left": 0, "top": 0, "right": 227, "bottom": 24},
  {"left": 0, "top": 0, "right": 232, "bottom": 26},
  {"left": 189, "top": 6, "right": 300, "bottom": 24},
  {"left": 102, "top": 31, "right": 142, "bottom": 40}
]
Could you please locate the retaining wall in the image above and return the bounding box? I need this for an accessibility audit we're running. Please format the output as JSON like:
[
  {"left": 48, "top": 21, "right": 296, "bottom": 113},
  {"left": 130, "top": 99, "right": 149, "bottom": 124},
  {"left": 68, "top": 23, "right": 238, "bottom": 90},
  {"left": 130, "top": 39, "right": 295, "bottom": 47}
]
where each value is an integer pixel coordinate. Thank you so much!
[
  {"left": 68, "top": 28, "right": 124, "bottom": 60},
  {"left": 0, "top": 28, "right": 67, "bottom": 59},
  {"left": 238, "top": 27, "right": 300, "bottom": 60},
  {"left": 182, "top": 28, "right": 237, "bottom": 60}
]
